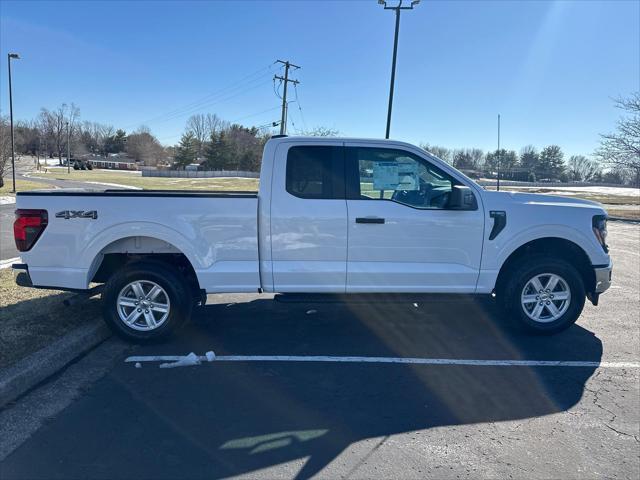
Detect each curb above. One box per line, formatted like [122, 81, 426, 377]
[0, 321, 111, 408]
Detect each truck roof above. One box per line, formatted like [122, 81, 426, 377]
[266, 135, 419, 149]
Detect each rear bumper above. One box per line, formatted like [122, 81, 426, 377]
[594, 260, 613, 294]
[12, 263, 33, 288]
[12, 263, 87, 293]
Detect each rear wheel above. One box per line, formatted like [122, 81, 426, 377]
[502, 256, 585, 334]
[102, 262, 192, 342]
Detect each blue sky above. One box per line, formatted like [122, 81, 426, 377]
[0, 0, 638, 156]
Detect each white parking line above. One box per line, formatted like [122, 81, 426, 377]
[125, 355, 640, 369]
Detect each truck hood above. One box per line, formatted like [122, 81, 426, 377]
[483, 190, 606, 212]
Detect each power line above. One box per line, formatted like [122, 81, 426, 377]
[123, 63, 278, 129]
[231, 106, 281, 124]
[144, 77, 273, 126]
[292, 83, 308, 133]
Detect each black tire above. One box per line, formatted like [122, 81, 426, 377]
[101, 262, 192, 343]
[502, 255, 586, 335]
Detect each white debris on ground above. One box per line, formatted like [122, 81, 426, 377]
[306, 309, 317, 315]
[0, 196, 16, 205]
[135, 362, 142, 369]
[159, 352, 201, 369]
[205, 351, 216, 362]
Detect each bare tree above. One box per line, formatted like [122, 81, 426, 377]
[468, 148, 484, 170]
[204, 113, 227, 137]
[186, 113, 227, 158]
[595, 92, 640, 185]
[126, 126, 165, 165]
[302, 126, 340, 137]
[0, 116, 12, 188]
[567, 155, 602, 182]
[421, 144, 452, 164]
[40, 103, 80, 164]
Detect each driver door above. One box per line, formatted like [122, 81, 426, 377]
[344, 143, 484, 293]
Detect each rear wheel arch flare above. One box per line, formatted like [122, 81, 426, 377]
[88, 236, 200, 291]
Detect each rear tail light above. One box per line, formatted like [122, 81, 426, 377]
[592, 214, 608, 253]
[14, 209, 48, 252]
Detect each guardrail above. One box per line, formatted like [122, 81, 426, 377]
[142, 170, 259, 178]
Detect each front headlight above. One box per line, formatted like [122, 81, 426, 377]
[592, 215, 608, 253]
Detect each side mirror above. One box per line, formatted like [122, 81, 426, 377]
[448, 185, 478, 210]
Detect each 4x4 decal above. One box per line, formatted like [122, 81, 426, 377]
[55, 210, 98, 220]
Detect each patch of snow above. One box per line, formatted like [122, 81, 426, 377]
[0, 196, 16, 205]
[84, 181, 142, 190]
[205, 351, 216, 362]
[159, 352, 201, 369]
[0, 257, 21, 270]
[511, 186, 639, 197]
[135, 362, 142, 369]
[306, 309, 317, 315]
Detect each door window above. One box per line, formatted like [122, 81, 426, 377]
[347, 147, 455, 209]
[286, 146, 345, 199]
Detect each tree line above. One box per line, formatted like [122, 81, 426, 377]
[1, 93, 637, 188]
[420, 93, 638, 186]
[420, 143, 612, 183]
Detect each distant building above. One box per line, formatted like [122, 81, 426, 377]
[84, 153, 138, 170]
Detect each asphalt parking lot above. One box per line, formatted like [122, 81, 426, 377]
[0, 222, 638, 479]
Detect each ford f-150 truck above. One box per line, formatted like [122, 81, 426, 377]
[12, 136, 612, 341]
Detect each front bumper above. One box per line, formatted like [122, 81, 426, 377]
[594, 260, 613, 294]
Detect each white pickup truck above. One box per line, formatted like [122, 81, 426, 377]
[13, 136, 612, 341]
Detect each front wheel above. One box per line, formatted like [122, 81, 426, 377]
[503, 256, 586, 334]
[101, 262, 192, 342]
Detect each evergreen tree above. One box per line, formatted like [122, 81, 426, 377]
[104, 129, 127, 154]
[485, 149, 518, 172]
[174, 132, 197, 168]
[537, 145, 565, 179]
[204, 131, 232, 170]
[519, 146, 539, 181]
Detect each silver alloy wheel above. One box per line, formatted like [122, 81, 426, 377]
[521, 273, 571, 323]
[117, 280, 170, 331]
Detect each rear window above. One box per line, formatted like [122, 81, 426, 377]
[285, 146, 344, 199]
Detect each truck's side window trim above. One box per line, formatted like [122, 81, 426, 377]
[285, 146, 345, 200]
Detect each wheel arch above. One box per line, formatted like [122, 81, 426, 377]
[495, 237, 596, 297]
[85, 233, 202, 296]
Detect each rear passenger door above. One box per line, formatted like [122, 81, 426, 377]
[269, 142, 348, 292]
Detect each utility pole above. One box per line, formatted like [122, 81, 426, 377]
[66, 121, 71, 174]
[497, 114, 501, 192]
[8, 53, 20, 192]
[274, 60, 300, 135]
[379, 0, 420, 139]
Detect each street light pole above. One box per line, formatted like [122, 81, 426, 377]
[66, 121, 70, 174]
[7, 53, 20, 193]
[497, 114, 501, 192]
[379, 0, 420, 139]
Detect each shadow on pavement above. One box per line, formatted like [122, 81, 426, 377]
[1, 295, 602, 479]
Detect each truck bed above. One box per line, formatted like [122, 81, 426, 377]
[16, 189, 261, 292]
